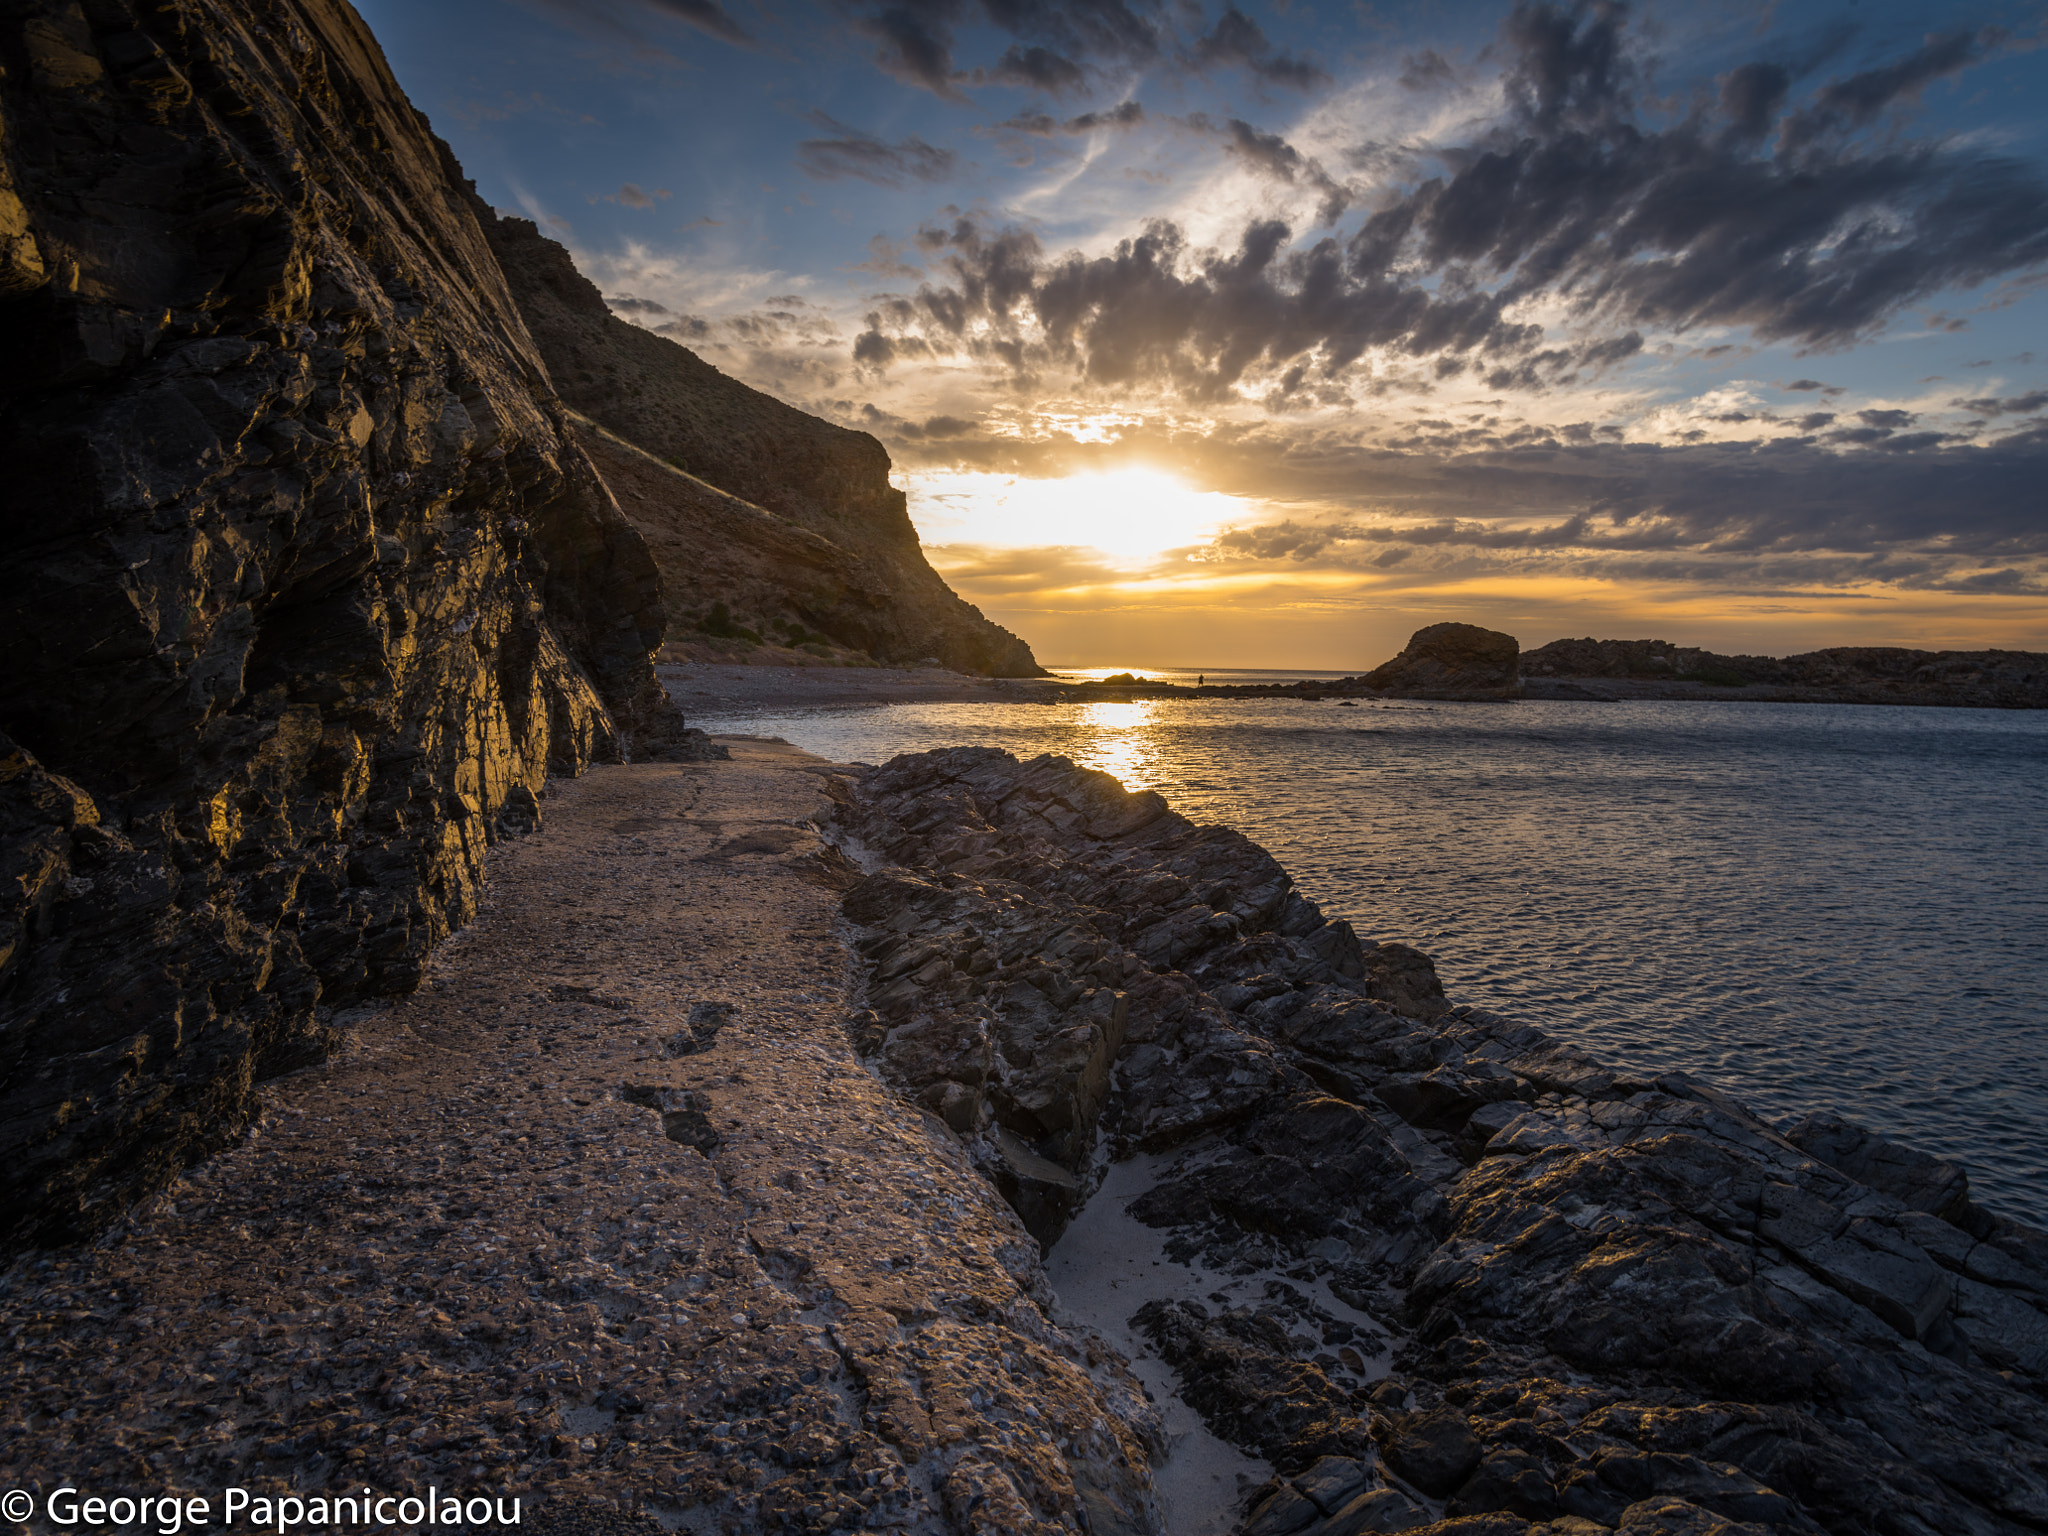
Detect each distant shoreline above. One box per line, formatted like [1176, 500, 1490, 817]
[666, 661, 2048, 712]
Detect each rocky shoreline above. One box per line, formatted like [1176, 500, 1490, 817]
[829, 748, 2048, 1535]
[5, 743, 2046, 1535]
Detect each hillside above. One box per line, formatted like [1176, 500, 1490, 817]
[1523, 637, 2048, 707]
[476, 210, 1045, 676]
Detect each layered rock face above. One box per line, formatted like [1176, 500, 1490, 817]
[836, 749, 2048, 1535]
[477, 213, 1045, 677]
[1524, 637, 2048, 707]
[0, 0, 685, 1250]
[1363, 624, 1522, 700]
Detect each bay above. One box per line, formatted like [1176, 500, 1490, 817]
[692, 688, 2048, 1226]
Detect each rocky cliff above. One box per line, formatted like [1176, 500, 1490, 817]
[835, 748, 2048, 1536]
[1363, 624, 1521, 701]
[475, 211, 1045, 677]
[0, 0, 694, 1251]
[1523, 637, 2048, 707]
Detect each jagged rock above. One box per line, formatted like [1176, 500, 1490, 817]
[1133, 1299, 1376, 1473]
[830, 746, 2048, 1536]
[1363, 625, 1521, 700]
[1781, 1108, 1974, 1223]
[0, 0, 685, 1250]
[1382, 1408, 1483, 1497]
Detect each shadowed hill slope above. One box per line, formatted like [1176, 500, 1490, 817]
[477, 210, 1045, 677]
[1524, 637, 2048, 706]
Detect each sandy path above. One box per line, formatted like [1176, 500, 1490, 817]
[0, 745, 1157, 1536]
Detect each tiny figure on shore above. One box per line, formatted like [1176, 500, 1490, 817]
[1197, 673, 1205, 685]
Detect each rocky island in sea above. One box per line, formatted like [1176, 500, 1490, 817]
[3, 4, 2046, 1535]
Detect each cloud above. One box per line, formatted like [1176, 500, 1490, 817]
[980, 45, 1088, 95]
[1212, 118, 1353, 226]
[1953, 389, 2048, 416]
[1398, 49, 1458, 93]
[1169, 429, 2048, 583]
[592, 183, 672, 208]
[1780, 28, 2005, 151]
[606, 294, 672, 314]
[840, 0, 1169, 98]
[794, 113, 960, 186]
[1189, 7, 1329, 90]
[995, 100, 1146, 136]
[848, 3, 2048, 401]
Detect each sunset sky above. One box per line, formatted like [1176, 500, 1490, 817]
[356, 0, 2048, 667]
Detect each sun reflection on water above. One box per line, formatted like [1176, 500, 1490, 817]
[1068, 699, 1158, 788]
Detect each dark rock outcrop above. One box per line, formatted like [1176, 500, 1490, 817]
[0, 0, 696, 1250]
[1522, 636, 2048, 707]
[1364, 625, 1521, 700]
[475, 212, 1046, 677]
[833, 747, 2048, 1536]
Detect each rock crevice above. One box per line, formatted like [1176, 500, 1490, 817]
[833, 746, 2048, 1536]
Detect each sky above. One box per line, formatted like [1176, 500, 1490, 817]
[355, 0, 2048, 668]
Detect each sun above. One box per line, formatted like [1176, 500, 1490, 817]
[903, 466, 1249, 565]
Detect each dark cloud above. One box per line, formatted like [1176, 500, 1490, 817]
[995, 100, 1144, 135]
[606, 294, 671, 315]
[1173, 428, 2048, 583]
[1718, 62, 1790, 144]
[1795, 411, 1836, 430]
[851, 3, 2048, 398]
[1398, 49, 1458, 92]
[981, 44, 1087, 95]
[837, 0, 1170, 97]
[1953, 390, 2048, 416]
[1189, 7, 1329, 90]
[1784, 379, 1843, 394]
[1780, 28, 2003, 151]
[795, 113, 960, 186]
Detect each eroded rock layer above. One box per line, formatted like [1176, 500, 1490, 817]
[0, 0, 687, 1250]
[834, 748, 2048, 1536]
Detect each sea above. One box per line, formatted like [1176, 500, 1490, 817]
[693, 669, 2048, 1227]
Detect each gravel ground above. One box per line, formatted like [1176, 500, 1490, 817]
[0, 743, 1159, 1536]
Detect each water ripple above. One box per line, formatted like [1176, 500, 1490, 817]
[697, 696, 2048, 1225]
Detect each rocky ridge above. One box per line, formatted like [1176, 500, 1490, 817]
[0, 0, 710, 1252]
[1521, 638, 2048, 708]
[475, 211, 1044, 678]
[831, 747, 2048, 1536]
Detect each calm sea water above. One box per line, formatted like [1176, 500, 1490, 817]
[692, 688, 2048, 1226]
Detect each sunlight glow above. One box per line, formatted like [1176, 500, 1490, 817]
[902, 467, 1253, 565]
[1069, 700, 1157, 788]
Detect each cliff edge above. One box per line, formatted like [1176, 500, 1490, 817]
[475, 210, 1046, 677]
[0, 0, 693, 1249]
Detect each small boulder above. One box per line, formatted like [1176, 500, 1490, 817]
[1383, 1407, 1483, 1497]
[1364, 623, 1520, 699]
